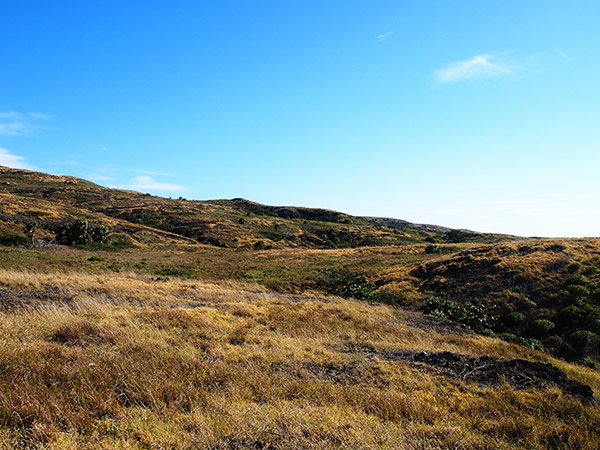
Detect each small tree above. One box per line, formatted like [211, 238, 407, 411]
[23, 221, 39, 244]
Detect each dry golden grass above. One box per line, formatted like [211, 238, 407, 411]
[0, 270, 598, 449]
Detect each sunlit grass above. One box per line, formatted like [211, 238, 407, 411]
[0, 270, 598, 448]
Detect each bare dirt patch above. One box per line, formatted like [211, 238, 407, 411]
[343, 344, 595, 400]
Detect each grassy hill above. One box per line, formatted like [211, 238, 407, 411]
[0, 166, 514, 249]
[1, 166, 599, 448]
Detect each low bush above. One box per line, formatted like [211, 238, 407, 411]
[444, 229, 475, 243]
[422, 296, 495, 333]
[569, 330, 597, 348]
[504, 311, 526, 326]
[497, 333, 545, 351]
[314, 266, 395, 303]
[529, 319, 555, 337]
[55, 219, 110, 245]
[315, 266, 376, 301]
[565, 274, 591, 287]
[425, 244, 441, 254]
[253, 240, 272, 250]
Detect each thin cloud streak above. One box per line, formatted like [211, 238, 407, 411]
[134, 169, 174, 177]
[434, 53, 511, 84]
[0, 147, 35, 170]
[0, 111, 52, 135]
[376, 31, 394, 41]
[126, 175, 185, 192]
[86, 166, 117, 182]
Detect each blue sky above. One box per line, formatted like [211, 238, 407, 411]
[1, 1, 599, 237]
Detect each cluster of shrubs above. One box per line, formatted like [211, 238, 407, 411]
[314, 266, 398, 304]
[422, 267, 600, 362]
[425, 244, 442, 254]
[0, 219, 138, 252]
[55, 219, 110, 245]
[542, 272, 600, 359]
[422, 296, 495, 334]
[444, 229, 476, 243]
[253, 240, 273, 250]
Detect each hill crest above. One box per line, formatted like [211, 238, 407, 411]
[0, 165, 515, 249]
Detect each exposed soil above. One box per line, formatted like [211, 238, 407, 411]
[0, 286, 75, 311]
[400, 310, 473, 336]
[342, 344, 595, 400]
[270, 360, 388, 386]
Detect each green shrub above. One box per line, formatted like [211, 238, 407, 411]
[529, 319, 555, 336]
[55, 220, 110, 245]
[422, 297, 494, 333]
[518, 297, 537, 311]
[549, 289, 570, 303]
[498, 333, 545, 351]
[568, 330, 597, 348]
[445, 229, 472, 243]
[568, 285, 591, 302]
[565, 274, 591, 286]
[424, 244, 441, 254]
[568, 262, 582, 273]
[253, 240, 266, 250]
[504, 311, 526, 326]
[558, 305, 585, 325]
[315, 266, 377, 301]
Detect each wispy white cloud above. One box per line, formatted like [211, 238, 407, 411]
[434, 53, 512, 84]
[88, 174, 112, 181]
[126, 176, 185, 192]
[134, 169, 174, 177]
[0, 111, 52, 135]
[87, 167, 116, 182]
[376, 31, 394, 41]
[0, 147, 35, 170]
[27, 112, 54, 120]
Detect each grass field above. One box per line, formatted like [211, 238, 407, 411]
[0, 269, 599, 449]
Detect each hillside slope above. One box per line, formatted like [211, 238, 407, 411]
[377, 239, 600, 363]
[0, 166, 515, 249]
